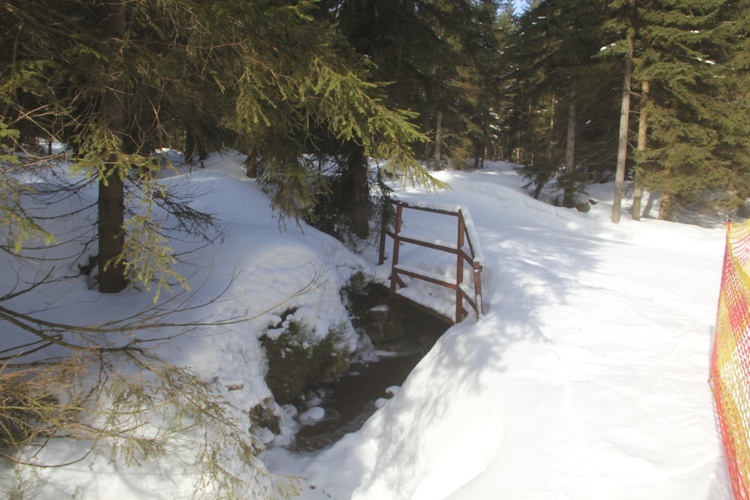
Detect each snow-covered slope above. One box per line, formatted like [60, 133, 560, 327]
[0, 152, 365, 497]
[292, 164, 730, 499]
[1, 153, 732, 499]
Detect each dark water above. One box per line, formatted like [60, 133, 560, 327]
[290, 352, 423, 454]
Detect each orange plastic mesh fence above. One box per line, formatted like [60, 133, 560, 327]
[711, 219, 750, 499]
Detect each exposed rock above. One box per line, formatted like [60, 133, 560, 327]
[343, 273, 446, 353]
[249, 397, 280, 435]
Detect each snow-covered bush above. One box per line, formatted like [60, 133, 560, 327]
[261, 309, 351, 405]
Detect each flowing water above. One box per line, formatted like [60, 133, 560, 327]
[289, 351, 424, 454]
[284, 291, 451, 455]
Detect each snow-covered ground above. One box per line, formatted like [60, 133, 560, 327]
[1, 152, 731, 499]
[272, 165, 731, 499]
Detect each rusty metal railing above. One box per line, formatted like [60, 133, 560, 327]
[378, 200, 484, 324]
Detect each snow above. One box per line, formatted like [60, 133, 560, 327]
[280, 165, 731, 499]
[1, 153, 732, 499]
[385, 386, 400, 397]
[299, 407, 326, 425]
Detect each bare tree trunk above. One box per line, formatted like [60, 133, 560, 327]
[434, 110, 443, 169]
[98, 0, 127, 293]
[548, 92, 555, 131]
[341, 146, 370, 238]
[423, 113, 432, 170]
[474, 117, 488, 169]
[612, 29, 633, 224]
[632, 79, 649, 221]
[659, 189, 673, 220]
[563, 90, 576, 208]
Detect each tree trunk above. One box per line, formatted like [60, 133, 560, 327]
[98, 0, 127, 293]
[659, 189, 673, 220]
[341, 146, 370, 239]
[612, 29, 633, 224]
[423, 113, 432, 169]
[632, 79, 649, 221]
[434, 110, 443, 169]
[474, 116, 488, 169]
[563, 92, 577, 208]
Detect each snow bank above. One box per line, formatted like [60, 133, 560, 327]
[298, 162, 731, 499]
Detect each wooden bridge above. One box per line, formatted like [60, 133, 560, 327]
[378, 200, 484, 324]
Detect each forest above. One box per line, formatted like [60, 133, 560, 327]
[1, 0, 748, 496]
[4, 0, 750, 268]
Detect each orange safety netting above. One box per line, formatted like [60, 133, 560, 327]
[711, 219, 750, 499]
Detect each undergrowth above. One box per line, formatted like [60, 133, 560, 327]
[0, 352, 299, 499]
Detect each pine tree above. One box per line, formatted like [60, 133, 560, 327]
[2, 0, 432, 290]
[276, 0, 504, 238]
[319, 0, 508, 169]
[712, 0, 750, 209]
[610, 0, 635, 223]
[506, 0, 617, 205]
[453, 0, 508, 168]
[627, 0, 750, 219]
[1, 2, 445, 492]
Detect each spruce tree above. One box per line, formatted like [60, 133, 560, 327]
[506, 0, 617, 205]
[1, 2, 444, 491]
[627, 0, 750, 218]
[453, 0, 508, 168]
[286, 0, 502, 238]
[318, 0, 506, 169]
[2, 0, 432, 291]
[610, 0, 635, 224]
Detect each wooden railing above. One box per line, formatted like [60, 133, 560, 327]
[378, 200, 484, 324]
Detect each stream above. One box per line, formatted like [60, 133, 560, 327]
[289, 351, 424, 454]
[280, 283, 451, 455]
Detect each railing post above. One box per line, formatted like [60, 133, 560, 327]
[456, 210, 465, 323]
[390, 202, 403, 298]
[474, 262, 484, 317]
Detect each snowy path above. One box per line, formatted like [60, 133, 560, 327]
[439, 169, 724, 499]
[301, 165, 730, 499]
